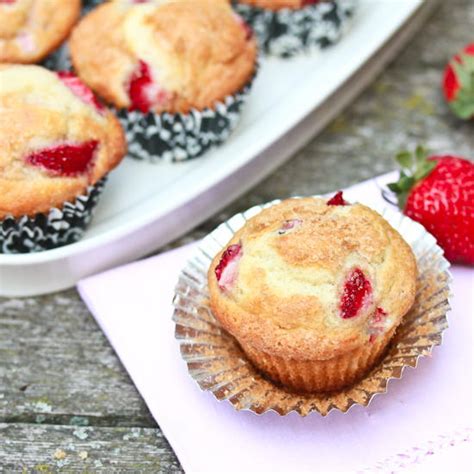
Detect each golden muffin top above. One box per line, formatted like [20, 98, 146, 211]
[0, 0, 80, 63]
[237, 0, 324, 10]
[208, 196, 417, 361]
[0, 65, 126, 218]
[69, 0, 257, 114]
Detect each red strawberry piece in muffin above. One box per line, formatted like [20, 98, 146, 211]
[127, 60, 172, 114]
[327, 191, 348, 206]
[215, 244, 243, 292]
[340, 267, 372, 319]
[26, 141, 99, 177]
[57, 71, 105, 113]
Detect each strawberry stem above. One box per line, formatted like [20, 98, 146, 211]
[387, 146, 436, 210]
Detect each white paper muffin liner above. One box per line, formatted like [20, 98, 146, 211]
[233, 0, 356, 57]
[172, 199, 451, 416]
[0, 178, 106, 254]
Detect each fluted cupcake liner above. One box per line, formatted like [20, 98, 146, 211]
[239, 328, 396, 393]
[172, 199, 451, 416]
[0, 178, 106, 254]
[117, 75, 255, 162]
[233, 0, 356, 58]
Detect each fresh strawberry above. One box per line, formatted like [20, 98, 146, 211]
[26, 141, 99, 177]
[388, 146, 474, 265]
[442, 43, 474, 119]
[57, 71, 104, 113]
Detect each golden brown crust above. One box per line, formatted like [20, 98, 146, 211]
[0, 65, 127, 218]
[208, 198, 417, 367]
[0, 0, 80, 63]
[70, 0, 257, 114]
[238, 0, 324, 10]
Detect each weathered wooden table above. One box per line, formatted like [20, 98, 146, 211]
[1, 1, 473, 471]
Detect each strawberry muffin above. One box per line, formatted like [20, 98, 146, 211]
[208, 194, 417, 392]
[0, 65, 126, 253]
[0, 0, 80, 63]
[69, 0, 258, 161]
[233, 0, 356, 57]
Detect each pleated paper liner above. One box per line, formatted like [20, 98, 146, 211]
[173, 200, 451, 416]
[233, 0, 356, 58]
[0, 178, 106, 254]
[117, 71, 256, 162]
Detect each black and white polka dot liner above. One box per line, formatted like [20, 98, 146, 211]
[118, 76, 255, 162]
[0, 179, 106, 254]
[233, 0, 356, 58]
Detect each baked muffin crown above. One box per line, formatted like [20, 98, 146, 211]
[0, 65, 126, 218]
[69, 0, 257, 114]
[208, 197, 417, 361]
[237, 0, 322, 10]
[0, 0, 80, 63]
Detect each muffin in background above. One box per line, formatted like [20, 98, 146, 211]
[69, 0, 258, 162]
[208, 194, 417, 392]
[0, 0, 80, 64]
[233, 0, 356, 57]
[0, 65, 126, 253]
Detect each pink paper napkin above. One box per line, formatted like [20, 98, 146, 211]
[78, 172, 473, 473]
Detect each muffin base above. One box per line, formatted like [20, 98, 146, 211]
[0, 178, 106, 254]
[239, 329, 395, 393]
[233, 0, 356, 57]
[118, 72, 256, 162]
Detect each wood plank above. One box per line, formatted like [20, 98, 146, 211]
[0, 290, 155, 428]
[0, 423, 181, 472]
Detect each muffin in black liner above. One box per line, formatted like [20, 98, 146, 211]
[0, 178, 106, 254]
[45, 0, 257, 163]
[46, 48, 256, 162]
[233, 0, 356, 58]
[118, 73, 256, 162]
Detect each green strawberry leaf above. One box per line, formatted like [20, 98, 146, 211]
[450, 99, 474, 119]
[450, 53, 474, 119]
[414, 159, 436, 181]
[395, 151, 413, 170]
[387, 145, 436, 210]
[453, 61, 472, 88]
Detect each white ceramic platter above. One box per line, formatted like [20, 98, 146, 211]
[0, 0, 436, 297]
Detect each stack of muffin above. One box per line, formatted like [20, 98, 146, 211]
[0, 0, 354, 253]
